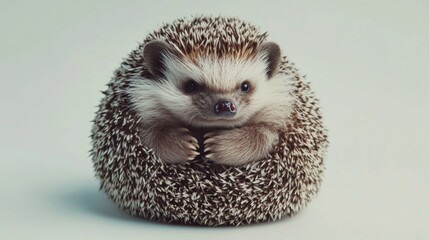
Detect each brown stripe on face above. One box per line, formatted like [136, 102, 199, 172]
[179, 79, 232, 95]
[203, 84, 233, 95]
[184, 78, 256, 110]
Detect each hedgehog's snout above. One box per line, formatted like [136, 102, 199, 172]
[214, 100, 236, 116]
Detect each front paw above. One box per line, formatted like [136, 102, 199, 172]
[203, 128, 275, 166]
[153, 128, 199, 164]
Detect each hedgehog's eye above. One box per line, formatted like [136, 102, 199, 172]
[240, 81, 251, 92]
[184, 79, 199, 93]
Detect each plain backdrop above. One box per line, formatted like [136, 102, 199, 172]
[1, 0, 428, 239]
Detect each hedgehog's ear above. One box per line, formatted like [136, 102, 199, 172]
[258, 42, 281, 79]
[143, 40, 180, 79]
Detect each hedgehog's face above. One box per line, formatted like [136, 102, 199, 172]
[140, 40, 282, 128]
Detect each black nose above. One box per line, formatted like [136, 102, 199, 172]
[214, 100, 236, 116]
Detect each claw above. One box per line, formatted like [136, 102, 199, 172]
[204, 132, 216, 139]
[204, 147, 212, 153]
[187, 150, 200, 160]
[189, 136, 198, 144]
[204, 138, 216, 145]
[205, 153, 213, 159]
[185, 142, 198, 151]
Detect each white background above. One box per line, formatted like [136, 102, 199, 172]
[1, 0, 428, 239]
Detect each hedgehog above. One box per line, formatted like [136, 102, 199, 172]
[127, 20, 294, 166]
[91, 16, 328, 226]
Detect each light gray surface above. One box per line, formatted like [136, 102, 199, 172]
[1, 0, 428, 239]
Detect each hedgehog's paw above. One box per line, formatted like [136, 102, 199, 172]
[154, 127, 199, 164]
[203, 129, 252, 166]
[204, 127, 278, 166]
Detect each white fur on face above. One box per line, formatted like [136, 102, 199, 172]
[128, 53, 295, 128]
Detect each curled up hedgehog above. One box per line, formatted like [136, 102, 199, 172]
[91, 16, 328, 226]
